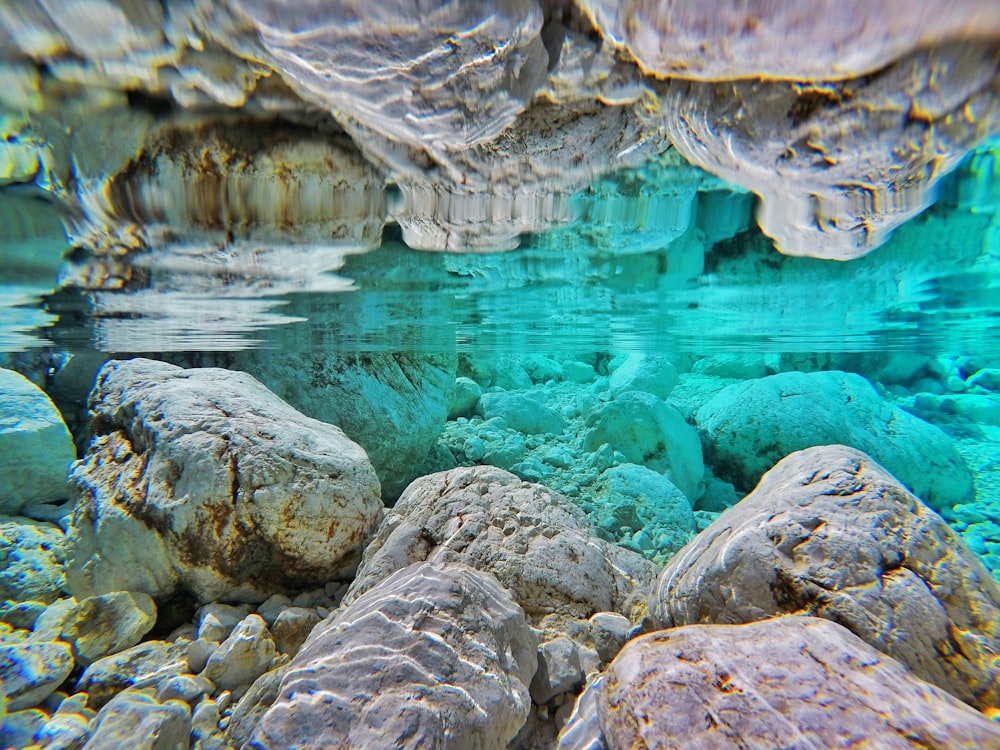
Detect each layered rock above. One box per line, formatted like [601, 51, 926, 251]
[558, 616, 1000, 749]
[65, 358, 383, 602]
[694, 370, 972, 509]
[250, 561, 537, 750]
[649, 445, 1000, 710]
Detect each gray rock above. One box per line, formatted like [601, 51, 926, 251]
[35, 692, 95, 750]
[31, 597, 78, 642]
[225, 664, 288, 749]
[584, 391, 704, 500]
[201, 614, 278, 697]
[154, 673, 214, 705]
[588, 612, 631, 666]
[695, 370, 973, 510]
[478, 390, 566, 436]
[0, 515, 67, 604]
[607, 354, 678, 400]
[0, 367, 75, 513]
[83, 689, 191, 750]
[76, 640, 188, 709]
[250, 562, 537, 750]
[191, 698, 229, 750]
[0, 707, 48, 748]
[448, 377, 482, 420]
[255, 594, 291, 628]
[196, 602, 254, 643]
[59, 591, 157, 666]
[0, 640, 74, 711]
[65, 358, 383, 603]
[650, 445, 1000, 710]
[530, 637, 584, 705]
[186, 638, 217, 675]
[270, 607, 321, 656]
[346, 466, 657, 624]
[558, 616, 1000, 750]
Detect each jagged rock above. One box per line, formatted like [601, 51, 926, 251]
[58, 591, 157, 667]
[0, 367, 75, 513]
[608, 354, 678, 400]
[201, 614, 279, 696]
[250, 562, 537, 750]
[0, 640, 74, 711]
[230, 351, 456, 500]
[83, 689, 191, 750]
[478, 390, 566, 436]
[346, 466, 656, 625]
[196, 603, 254, 643]
[75, 640, 188, 709]
[583, 391, 703, 500]
[558, 616, 1000, 750]
[695, 370, 973, 509]
[649, 445, 1000, 710]
[65, 358, 383, 603]
[0, 515, 67, 604]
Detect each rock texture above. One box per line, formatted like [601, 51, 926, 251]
[695, 370, 972, 509]
[250, 562, 537, 750]
[0, 515, 67, 604]
[558, 616, 1000, 750]
[0, 367, 75, 513]
[65, 358, 382, 603]
[345, 465, 656, 625]
[650, 445, 1000, 710]
[0, 640, 74, 711]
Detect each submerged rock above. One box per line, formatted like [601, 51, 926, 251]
[65, 358, 382, 603]
[695, 370, 973, 509]
[0, 367, 75, 513]
[0, 515, 67, 605]
[346, 465, 656, 625]
[558, 616, 1000, 750]
[650, 444, 1000, 710]
[250, 562, 537, 750]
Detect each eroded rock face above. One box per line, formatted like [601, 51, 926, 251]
[558, 616, 1000, 750]
[65, 358, 382, 603]
[694, 370, 972, 509]
[250, 562, 537, 750]
[649, 445, 1000, 710]
[345, 465, 657, 625]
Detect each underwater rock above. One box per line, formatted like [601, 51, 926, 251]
[83, 689, 191, 750]
[0, 367, 75, 513]
[695, 370, 973, 510]
[447, 376, 482, 420]
[909, 392, 1000, 428]
[58, 591, 157, 667]
[649, 444, 1000, 710]
[558, 615, 1000, 750]
[607, 354, 678, 400]
[345, 466, 657, 626]
[65, 358, 382, 603]
[0, 640, 74, 711]
[478, 390, 567, 436]
[584, 391, 703, 500]
[75, 640, 189, 709]
[0, 515, 67, 605]
[231, 351, 456, 501]
[250, 561, 537, 750]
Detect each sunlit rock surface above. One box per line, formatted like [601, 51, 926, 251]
[558, 616, 1000, 750]
[649, 445, 1000, 710]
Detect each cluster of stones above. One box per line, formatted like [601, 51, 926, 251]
[2, 1, 999, 261]
[2, 353, 999, 748]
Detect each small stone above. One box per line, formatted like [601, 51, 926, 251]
[530, 637, 584, 705]
[0, 640, 74, 711]
[0, 600, 47, 630]
[0, 515, 67, 605]
[35, 692, 95, 750]
[31, 597, 77, 642]
[84, 690, 191, 750]
[0, 707, 48, 748]
[561, 361, 596, 384]
[154, 673, 214, 705]
[271, 607, 321, 656]
[608, 354, 679, 400]
[448, 377, 483, 419]
[76, 640, 188, 709]
[197, 603, 253, 643]
[201, 615, 278, 696]
[463, 435, 487, 461]
[60, 591, 156, 666]
[588, 612, 631, 665]
[187, 638, 218, 674]
[255, 594, 291, 628]
[192, 698, 229, 750]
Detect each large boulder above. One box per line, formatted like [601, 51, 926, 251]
[250, 562, 537, 750]
[345, 466, 656, 625]
[694, 370, 972, 509]
[649, 445, 1000, 710]
[558, 616, 1000, 750]
[232, 352, 457, 500]
[65, 358, 382, 603]
[0, 368, 75, 513]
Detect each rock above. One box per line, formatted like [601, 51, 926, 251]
[530, 637, 584, 705]
[191, 698, 228, 750]
[694, 370, 973, 510]
[346, 466, 657, 624]
[519, 355, 564, 384]
[201, 614, 279, 696]
[154, 674, 213, 705]
[0, 640, 74, 711]
[196, 602, 254, 643]
[968, 367, 1000, 392]
[0, 367, 75, 513]
[909, 392, 1000, 428]
[0, 600, 47, 630]
[225, 665, 288, 749]
[250, 562, 537, 750]
[255, 594, 292, 628]
[607, 354, 678, 400]
[83, 689, 191, 750]
[588, 464, 695, 560]
[558, 616, 1000, 750]
[650, 445, 1000, 710]
[447, 377, 482, 419]
[588, 612, 631, 667]
[0, 707, 48, 749]
[186, 638, 217, 675]
[478, 390, 567, 436]
[59, 591, 157, 667]
[65, 358, 382, 603]
[35, 692, 95, 749]
[31, 597, 78, 641]
[583, 391, 704, 500]
[0, 515, 67, 604]
[76, 640, 188, 709]
[270, 607, 321, 656]
[561, 361, 596, 384]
